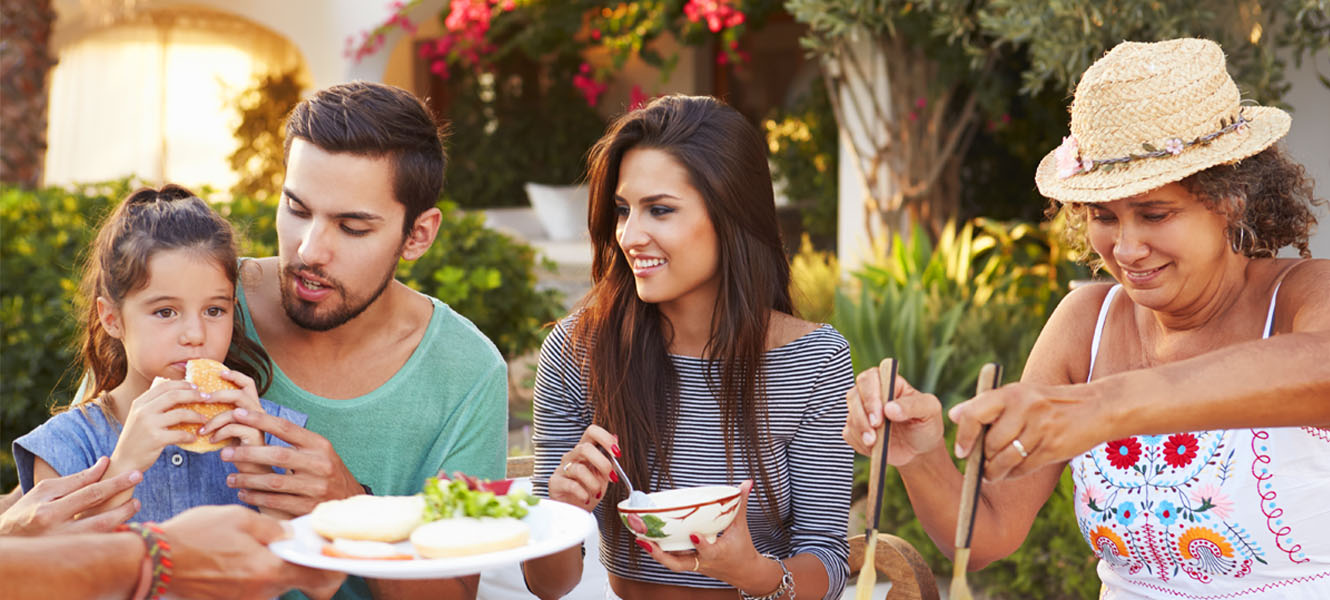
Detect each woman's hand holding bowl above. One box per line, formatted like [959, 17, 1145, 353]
[550, 425, 619, 511]
[637, 480, 785, 594]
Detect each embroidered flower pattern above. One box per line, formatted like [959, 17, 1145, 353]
[1164, 433, 1199, 468]
[1156, 501, 1180, 526]
[1116, 501, 1140, 526]
[1190, 484, 1235, 520]
[1073, 428, 1276, 586]
[1106, 437, 1143, 470]
[1164, 137, 1185, 155]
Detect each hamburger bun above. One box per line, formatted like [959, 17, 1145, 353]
[170, 358, 239, 453]
[410, 517, 530, 558]
[310, 495, 426, 543]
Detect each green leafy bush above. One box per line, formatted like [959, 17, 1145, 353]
[765, 81, 838, 245]
[2, 182, 562, 490]
[789, 234, 838, 324]
[834, 218, 1096, 598]
[2, 181, 132, 491]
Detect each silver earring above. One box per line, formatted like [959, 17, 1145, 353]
[1230, 225, 1249, 254]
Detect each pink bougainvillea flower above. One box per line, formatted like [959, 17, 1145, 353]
[1105, 437, 1142, 470]
[1055, 135, 1083, 179]
[629, 84, 650, 111]
[915, 97, 927, 109]
[1164, 138, 1184, 155]
[572, 63, 607, 107]
[500, 0, 515, 11]
[684, 0, 746, 34]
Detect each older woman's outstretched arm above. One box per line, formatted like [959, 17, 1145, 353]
[953, 260, 1330, 482]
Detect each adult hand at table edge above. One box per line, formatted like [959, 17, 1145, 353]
[0, 456, 143, 536]
[842, 368, 946, 465]
[161, 505, 345, 600]
[220, 408, 363, 516]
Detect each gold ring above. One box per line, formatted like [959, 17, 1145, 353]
[562, 462, 572, 472]
[693, 556, 700, 572]
[1012, 439, 1030, 458]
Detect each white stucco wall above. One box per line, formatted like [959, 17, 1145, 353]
[1279, 51, 1330, 259]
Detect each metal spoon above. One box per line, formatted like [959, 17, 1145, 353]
[607, 450, 651, 507]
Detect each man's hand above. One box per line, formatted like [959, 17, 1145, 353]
[0, 457, 142, 536]
[161, 505, 345, 599]
[221, 408, 363, 516]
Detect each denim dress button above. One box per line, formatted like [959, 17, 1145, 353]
[171, 453, 184, 466]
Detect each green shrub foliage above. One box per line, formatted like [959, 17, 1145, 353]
[835, 218, 1098, 598]
[2, 182, 561, 490]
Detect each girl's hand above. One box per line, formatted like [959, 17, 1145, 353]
[843, 368, 945, 466]
[549, 425, 618, 512]
[111, 379, 212, 473]
[197, 369, 267, 457]
[640, 480, 782, 594]
[949, 380, 1101, 481]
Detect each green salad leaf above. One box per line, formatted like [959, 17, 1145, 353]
[422, 476, 539, 522]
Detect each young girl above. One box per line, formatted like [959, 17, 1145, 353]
[14, 185, 307, 522]
[523, 96, 855, 600]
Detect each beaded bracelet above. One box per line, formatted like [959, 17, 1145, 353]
[115, 522, 173, 600]
[739, 553, 795, 600]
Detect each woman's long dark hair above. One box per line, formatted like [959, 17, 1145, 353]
[572, 95, 793, 554]
[73, 185, 271, 415]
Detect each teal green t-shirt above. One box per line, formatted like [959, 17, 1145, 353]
[239, 285, 507, 600]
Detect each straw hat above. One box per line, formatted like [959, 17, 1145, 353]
[1035, 38, 1290, 204]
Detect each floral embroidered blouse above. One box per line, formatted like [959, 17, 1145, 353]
[1070, 284, 1330, 599]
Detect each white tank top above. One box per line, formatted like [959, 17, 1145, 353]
[1070, 283, 1330, 598]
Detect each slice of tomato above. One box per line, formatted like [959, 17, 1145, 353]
[321, 544, 415, 561]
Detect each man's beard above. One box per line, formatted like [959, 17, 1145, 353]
[279, 262, 395, 332]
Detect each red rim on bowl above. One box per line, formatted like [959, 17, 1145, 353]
[616, 486, 742, 514]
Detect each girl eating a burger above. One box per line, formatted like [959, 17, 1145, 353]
[522, 96, 855, 600]
[14, 185, 307, 523]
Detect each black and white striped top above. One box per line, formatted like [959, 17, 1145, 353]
[531, 317, 855, 599]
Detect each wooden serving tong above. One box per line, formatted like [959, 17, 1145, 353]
[854, 357, 898, 599]
[949, 362, 1003, 600]
[849, 357, 937, 600]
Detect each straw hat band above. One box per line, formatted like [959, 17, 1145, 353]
[1034, 38, 1291, 204]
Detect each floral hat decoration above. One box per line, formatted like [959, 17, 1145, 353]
[1035, 38, 1290, 204]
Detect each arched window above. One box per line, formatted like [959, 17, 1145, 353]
[44, 8, 306, 190]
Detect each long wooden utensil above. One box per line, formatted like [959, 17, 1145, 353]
[854, 357, 898, 600]
[949, 362, 1003, 600]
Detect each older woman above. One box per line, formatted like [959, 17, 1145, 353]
[843, 38, 1330, 598]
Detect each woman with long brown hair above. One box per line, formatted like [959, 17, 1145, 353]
[521, 95, 854, 599]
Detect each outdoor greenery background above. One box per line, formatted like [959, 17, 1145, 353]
[3, 1, 1327, 598]
[1, 180, 563, 492]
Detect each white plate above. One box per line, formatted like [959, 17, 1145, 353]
[270, 499, 596, 579]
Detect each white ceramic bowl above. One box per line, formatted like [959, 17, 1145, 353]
[617, 485, 742, 551]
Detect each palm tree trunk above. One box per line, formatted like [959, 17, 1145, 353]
[0, 0, 57, 189]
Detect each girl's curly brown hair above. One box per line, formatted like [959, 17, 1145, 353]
[1051, 145, 1324, 271]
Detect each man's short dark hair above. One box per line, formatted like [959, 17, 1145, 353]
[284, 81, 446, 236]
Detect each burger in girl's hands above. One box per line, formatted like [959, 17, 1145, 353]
[162, 358, 242, 452]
